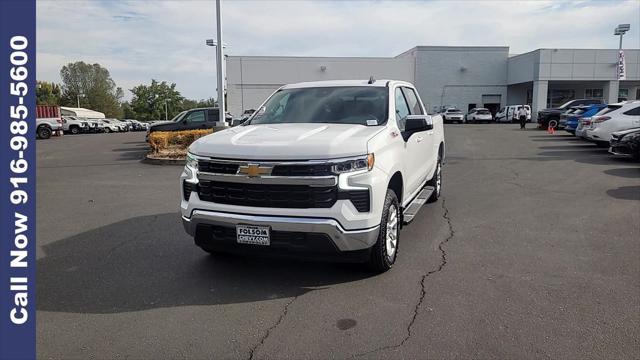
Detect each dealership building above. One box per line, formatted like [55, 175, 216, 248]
[226, 46, 639, 120]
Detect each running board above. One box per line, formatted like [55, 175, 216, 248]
[402, 186, 435, 224]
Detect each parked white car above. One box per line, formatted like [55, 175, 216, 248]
[181, 79, 445, 272]
[62, 116, 90, 134]
[496, 105, 531, 123]
[585, 101, 640, 146]
[465, 108, 493, 123]
[575, 117, 592, 139]
[442, 108, 464, 123]
[100, 119, 121, 133]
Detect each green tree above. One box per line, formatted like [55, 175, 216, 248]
[180, 97, 216, 111]
[36, 80, 62, 105]
[129, 79, 185, 122]
[59, 61, 123, 118]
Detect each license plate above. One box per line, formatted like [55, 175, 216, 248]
[236, 224, 270, 246]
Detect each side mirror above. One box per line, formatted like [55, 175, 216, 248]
[182, 119, 187, 125]
[404, 115, 433, 132]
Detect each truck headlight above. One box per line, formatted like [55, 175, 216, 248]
[186, 153, 198, 170]
[332, 154, 374, 174]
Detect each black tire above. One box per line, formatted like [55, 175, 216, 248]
[104, 127, 111, 133]
[368, 189, 400, 273]
[37, 126, 52, 139]
[427, 152, 442, 203]
[70, 126, 80, 135]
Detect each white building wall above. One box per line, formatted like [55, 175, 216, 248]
[226, 56, 414, 116]
[409, 46, 509, 113]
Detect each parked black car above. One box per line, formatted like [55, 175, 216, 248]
[609, 128, 640, 161]
[147, 107, 232, 135]
[537, 99, 603, 129]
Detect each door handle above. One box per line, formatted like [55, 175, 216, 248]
[416, 136, 424, 142]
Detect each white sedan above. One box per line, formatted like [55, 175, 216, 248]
[585, 101, 640, 146]
[465, 108, 493, 123]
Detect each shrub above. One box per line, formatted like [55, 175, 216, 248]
[148, 129, 213, 158]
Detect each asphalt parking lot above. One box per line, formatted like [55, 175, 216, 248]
[36, 126, 639, 359]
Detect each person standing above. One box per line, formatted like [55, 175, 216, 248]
[518, 106, 528, 129]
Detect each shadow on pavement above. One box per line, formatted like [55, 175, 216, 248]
[538, 144, 599, 150]
[603, 168, 640, 179]
[112, 143, 149, 161]
[606, 186, 640, 201]
[37, 213, 372, 314]
[531, 148, 635, 165]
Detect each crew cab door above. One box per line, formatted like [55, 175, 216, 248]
[402, 86, 435, 185]
[394, 86, 431, 197]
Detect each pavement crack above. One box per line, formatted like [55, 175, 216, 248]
[248, 296, 298, 360]
[355, 198, 455, 357]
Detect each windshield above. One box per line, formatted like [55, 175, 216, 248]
[596, 105, 622, 116]
[446, 108, 461, 113]
[171, 111, 187, 122]
[558, 100, 576, 109]
[249, 86, 389, 126]
[476, 109, 490, 115]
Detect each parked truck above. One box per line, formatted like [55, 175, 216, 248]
[180, 79, 445, 272]
[36, 105, 63, 139]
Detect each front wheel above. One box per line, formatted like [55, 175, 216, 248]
[368, 189, 400, 273]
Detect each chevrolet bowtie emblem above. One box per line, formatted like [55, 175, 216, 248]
[238, 164, 271, 177]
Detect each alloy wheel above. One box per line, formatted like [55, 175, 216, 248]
[385, 204, 399, 259]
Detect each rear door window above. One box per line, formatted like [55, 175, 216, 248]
[184, 110, 205, 123]
[207, 109, 219, 121]
[623, 106, 640, 116]
[597, 105, 622, 115]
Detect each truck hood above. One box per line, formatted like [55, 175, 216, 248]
[189, 123, 382, 160]
[149, 121, 175, 131]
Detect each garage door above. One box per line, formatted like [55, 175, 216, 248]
[482, 94, 501, 104]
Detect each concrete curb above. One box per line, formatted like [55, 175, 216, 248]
[142, 154, 186, 166]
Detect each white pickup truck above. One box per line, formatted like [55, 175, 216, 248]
[181, 79, 445, 272]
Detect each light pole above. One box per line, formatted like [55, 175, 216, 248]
[614, 24, 630, 81]
[164, 100, 168, 121]
[208, 0, 226, 126]
[77, 93, 84, 108]
[205, 39, 227, 118]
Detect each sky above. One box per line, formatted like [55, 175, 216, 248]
[37, 0, 640, 101]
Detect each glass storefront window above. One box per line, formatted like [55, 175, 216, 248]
[618, 88, 629, 102]
[547, 89, 575, 108]
[585, 88, 603, 100]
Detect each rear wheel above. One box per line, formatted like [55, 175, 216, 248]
[37, 126, 52, 139]
[368, 189, 400, 273]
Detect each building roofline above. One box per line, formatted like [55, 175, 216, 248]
[227, 55, 406, 61]
[407, 45, 509, 52]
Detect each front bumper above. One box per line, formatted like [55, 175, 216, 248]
[182, 210, 379, 252]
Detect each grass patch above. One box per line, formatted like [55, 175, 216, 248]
[148, 129, 213, 159]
